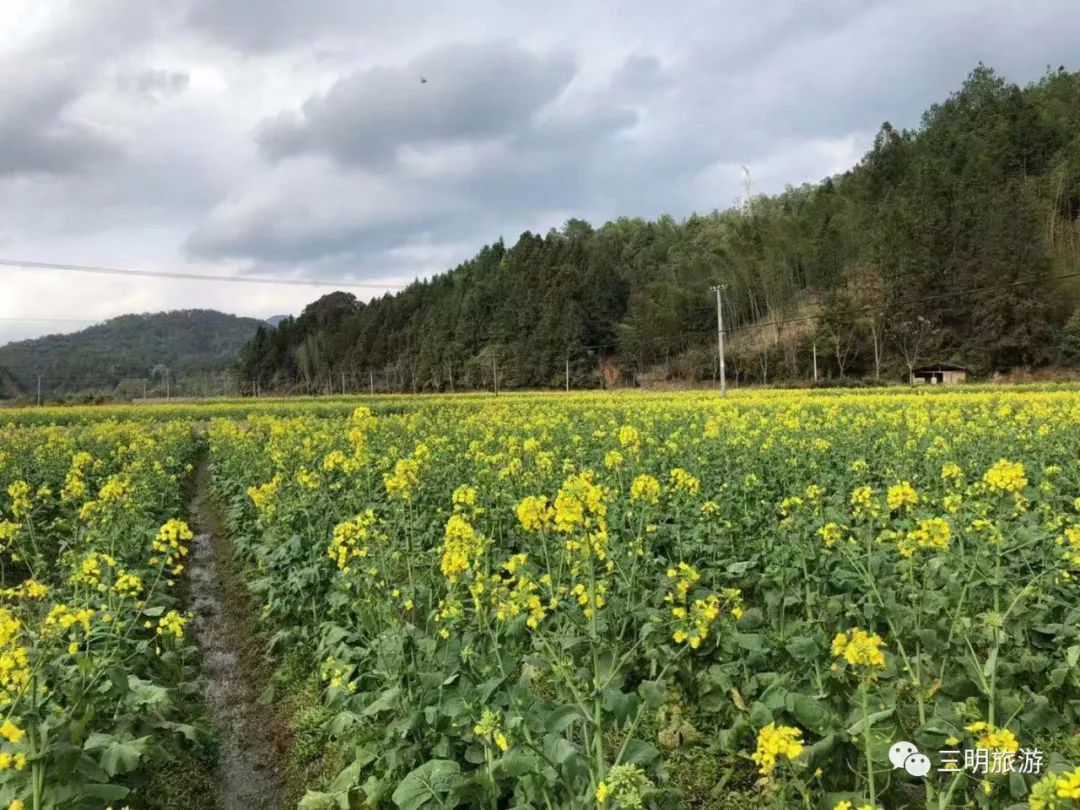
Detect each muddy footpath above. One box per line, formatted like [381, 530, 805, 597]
[188, 461, 286, 810]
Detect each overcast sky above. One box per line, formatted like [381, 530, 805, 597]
[1, 0, 1077, 345]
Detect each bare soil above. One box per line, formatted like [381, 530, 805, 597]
[188, 462, 287, 810]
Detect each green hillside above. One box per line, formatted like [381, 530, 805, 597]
[238, 65, 1080, 391]
[0, 309, 264, 399]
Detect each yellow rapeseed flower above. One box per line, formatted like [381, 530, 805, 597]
[964, 721, 1019, 753]
[515, 495, 553, 532]
[629, 474, 661, 505]
[751, 722, 804, 776]
[668, 468, 700, 495]
[983, 459, 1028, 494]
[831, 628, 886, 670]
[1028, 766, 1080, 809]
[0, 719, 24, 743]
[886, 481, 918, 512]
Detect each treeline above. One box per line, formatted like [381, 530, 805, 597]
[0, 310, 263, 399]
[238, 65, 1080, 392]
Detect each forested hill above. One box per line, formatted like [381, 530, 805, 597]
[0, 310, 264, 399]
[239, 65, 1080, 392]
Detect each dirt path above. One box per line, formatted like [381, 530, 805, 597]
[188, 461, 284, 810]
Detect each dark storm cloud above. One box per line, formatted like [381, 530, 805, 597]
[187, 42, 657, 265]
[185, 206, 435, 265]
[0, 73, 117, 176]
[183, 161, 457, 265]
[257, 42, 577, 167]
[117, 68, 190, 104]
[183, 0, 378, 52]
[610, 55, 669, 96]
[0, 1, 170, 177]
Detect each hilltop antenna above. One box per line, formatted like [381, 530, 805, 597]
[740, 165, 753, 214]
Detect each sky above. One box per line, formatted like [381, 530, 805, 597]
[1, 0, 1078, 345]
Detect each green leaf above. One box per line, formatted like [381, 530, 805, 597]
[107, 664, 129, 695]
[80, 784, 132, 801]
[160, 721, 202, 744]
[298, 791, 341, 810]
[327, 710, 362, 736]
[638, 679, 666, 709]
[362, 687, 401, 717]
[323, 624, 350, 645]
[784, 692, 835, 735]
[621, 739, 660, 766]
[328, 749, 374, 792]
[735, 633, 767, 652]
[748, 702, 773, 729]
[85, 733, 151, 777]
[736, 608, 765, 631]
[800, 734, 839, 771]
[1067, 645, 1080, 669]
[601, 687, 636, 725]
[362, 774, 392, 805]
[846, 708, 894, 737]
[501, 748, 542, 777]
[126, 678, 171, 710]
[1020, 701, 1067, 733]
[545, 705, 584, 733]
[785, 637, 820, 661]
[391, 760, 462, 810]
[477, 675, 505, 704]
[1008, 770, 1028, 799]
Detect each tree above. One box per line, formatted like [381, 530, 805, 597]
[847, 265, 890, 378]
[894, 316, 937, 383]
[820, 290, 858, 378]
[1058, 307, 1080, 365]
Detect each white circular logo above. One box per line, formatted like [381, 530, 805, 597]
[904, 753, 931, 777]
[889, 741, 919, 770]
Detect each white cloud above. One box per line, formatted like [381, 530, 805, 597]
[2, 0, 1079, 345]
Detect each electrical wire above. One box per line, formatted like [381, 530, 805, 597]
[0, 316, 100, 323]
[0, 258, 406, 290]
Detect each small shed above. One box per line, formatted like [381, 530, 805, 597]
[911, 363, 966, 385]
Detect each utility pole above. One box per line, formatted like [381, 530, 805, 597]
[165, 368, 170, 400]
[710, 285, 728, 396]
[143, 378, 147, 400]
[565, 357, 570, 392]
[369, 370, 374, 395]
[492, 352, 498, 396]
[447, 362, 454, 393]
[812, 341, 818, 382]
[341, 372, 346, 395]
[37, 373, 42, 406]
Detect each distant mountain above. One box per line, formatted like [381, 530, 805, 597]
[265, 314, 291, 327]
[0, 309, 263, 399]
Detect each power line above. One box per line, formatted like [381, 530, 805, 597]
[0, 316, 100, 323]
[0, 258, 406, 290]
